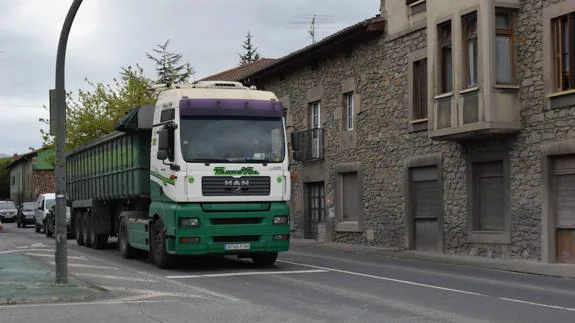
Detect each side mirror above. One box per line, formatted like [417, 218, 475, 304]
[290, 132, 299, 151]
[292, 151, 302, 162]
[157, 149, 168, 160]
[157, 127, 169, 160]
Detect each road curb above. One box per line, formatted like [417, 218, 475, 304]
[290, 239, 575, 279]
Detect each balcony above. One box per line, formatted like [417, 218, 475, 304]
[290, 128, 325, 162]
[429, 87, 521, 141]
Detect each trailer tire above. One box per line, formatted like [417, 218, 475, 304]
[118, 217, 138, 259]
[91, 232, 107, 250]
[82, 212, 93, 248]
[252, 252, 278, 267]
[75, 214, 85, 246]
[152, 219, 175, 269]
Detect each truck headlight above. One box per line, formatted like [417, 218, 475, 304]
[273, 216, 288, 225]
[179, 218, 199, 228]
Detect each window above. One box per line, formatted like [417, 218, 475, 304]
[309, 101, 321, 159]
[407, 0, 426, 15]
[413, 58, 428, 120]
[462, 12, 478, 88]
[309, 101, 321, 129]
[343, 92, 354, 130]
[438, 21, 453, 94]
[472, 160, 505, 231]
[341, 172, 359, 222]
[495, 9, 516, 84]
[552, 12, 575, 91]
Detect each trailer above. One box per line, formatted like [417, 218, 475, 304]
[66, 81, 291, 269]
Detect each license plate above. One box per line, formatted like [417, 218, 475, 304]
[224, 243, 251, 250]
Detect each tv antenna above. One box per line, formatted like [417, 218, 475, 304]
[290, 14, 335, 44]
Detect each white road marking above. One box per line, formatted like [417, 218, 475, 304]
[25, 253, 87, 260]
[166, 269, 327, 279]
[101, 286, 205, 300]
[0, 300, 174, 309]
[278, 260, 485, 296]
[16, 243, 49, 249]
[72, 273, 157, 283]
[0, 248, 55, 255]
[498, 297, 575, 311]
[279, 260, 575, 312]
[47, 262, 118, 270]
[71, 251, 239, 301]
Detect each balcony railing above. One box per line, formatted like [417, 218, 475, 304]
[290, 128, 324, 162]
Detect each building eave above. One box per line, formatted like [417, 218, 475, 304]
[240, 15, 386, 82]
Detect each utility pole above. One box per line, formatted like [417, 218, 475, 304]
[54, 0, 83, 284]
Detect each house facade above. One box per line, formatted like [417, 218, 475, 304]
[201, 0, 575, 264]
[7, 148, 55, 205]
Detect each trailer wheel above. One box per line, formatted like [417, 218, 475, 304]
[152, 219, 175, 269]
[82, 212, 93, 248]
[75, 214, 85, 246]
[252, 252, 278, 267]
[118, 217, 137, 259]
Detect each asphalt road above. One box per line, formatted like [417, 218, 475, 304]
[1, 222, 574, 323]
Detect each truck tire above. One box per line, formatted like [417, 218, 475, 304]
[151, 219, 175, 269]
[252, 252, 278, 267]
[82, 212, 93, 248]
[91, 231, 107, 250]
[118, 217, 138, 259]
[75, 215, 85, 246]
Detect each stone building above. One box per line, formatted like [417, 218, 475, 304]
[6, 148, 55, 205]
[200, 0, 575, 264]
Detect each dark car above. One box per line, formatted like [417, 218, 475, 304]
[0, 200, 18, 223]
[16, 202, 37, 228]
[44, 205, 73, 238]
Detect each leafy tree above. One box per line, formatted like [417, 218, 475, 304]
[146, 39, 194, 85]
[0, 157, 11, 200]
[39, 64, 157, 151]
[239, 31, 261, 65]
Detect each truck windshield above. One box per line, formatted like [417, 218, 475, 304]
[180, 116, 285, 163]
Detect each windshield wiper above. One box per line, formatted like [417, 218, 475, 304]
[187, 158, 230, 166]
[240, 158, 274, 166]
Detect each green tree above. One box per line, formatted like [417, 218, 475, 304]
[39, 64, 157, 151]
[146, 39, 195, 85]
[239, 31, 261, 65]
[0, 157, 11, 200]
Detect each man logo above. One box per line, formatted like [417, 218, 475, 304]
[224, 180, 250, 186]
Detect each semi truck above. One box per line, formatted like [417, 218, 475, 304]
[65, 81, 291, 269]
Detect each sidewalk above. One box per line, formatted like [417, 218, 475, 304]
[290, 239, 575, 279]
[0, 251, 107, 305]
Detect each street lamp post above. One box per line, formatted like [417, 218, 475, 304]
[54, 0, 83, 284]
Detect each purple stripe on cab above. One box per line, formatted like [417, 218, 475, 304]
[179, 98, 284, 117]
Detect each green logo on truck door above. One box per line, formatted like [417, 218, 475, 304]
[213, 167, 260, 176]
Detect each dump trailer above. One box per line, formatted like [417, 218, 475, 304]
[66, 81, 291, 269]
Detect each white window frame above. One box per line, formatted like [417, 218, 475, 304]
[344, 92, 354, 130]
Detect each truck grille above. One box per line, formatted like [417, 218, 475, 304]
[202, 176, 271, 196]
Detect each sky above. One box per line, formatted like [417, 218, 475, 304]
[0, 0, 378, 156]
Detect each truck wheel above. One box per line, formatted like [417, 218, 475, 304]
[91, 232, 107, 250]
[118, 217, 137, 259]
[82, 212, 93, 248]
[75, 215, 85, 246]
[152, 219, 175, 269]
[252, 252, 278, 267]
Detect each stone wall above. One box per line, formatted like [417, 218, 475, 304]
[248, 0, 575, 262]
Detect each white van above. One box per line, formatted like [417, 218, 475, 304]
[35, 193, 55, 233]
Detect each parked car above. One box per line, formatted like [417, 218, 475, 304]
[0, 200, 18, 223]
[35, 193, 55, 233]
[16, 202, 36, 228]
[44, 204, 72, 238]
